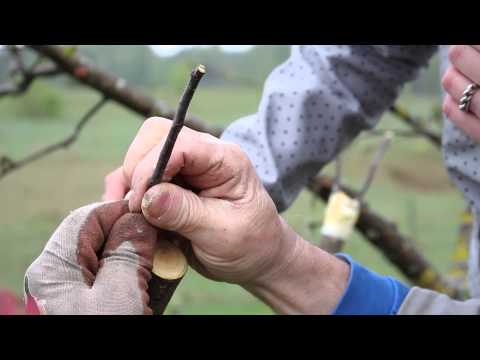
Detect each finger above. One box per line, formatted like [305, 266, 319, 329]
[449, 45, 480, 85]
[102, 166, 130, 201]
[141, 182, 210, 235]
[444, 94, 480, 143]
[127, 127, 248, 212]
[442, 66, 480, 119]
[93, 213, 158, 315]
[124, 117, 198, 183]
[128, 141, 168, 213]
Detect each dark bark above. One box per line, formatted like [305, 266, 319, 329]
[149, 65, 206, 188]
[148, 275, 183, 315]
[148, 238, 188, 315]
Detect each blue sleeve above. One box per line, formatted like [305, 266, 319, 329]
[332, 254, 411, 315]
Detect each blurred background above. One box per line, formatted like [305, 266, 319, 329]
[0, 45, 464, 314]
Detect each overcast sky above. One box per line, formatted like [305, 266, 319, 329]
[149, 45, 255, 57]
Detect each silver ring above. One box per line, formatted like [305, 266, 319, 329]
[459, 83, 479, 113]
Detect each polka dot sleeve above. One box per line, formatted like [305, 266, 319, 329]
[439, 45, 480, 297]
[221, 45, 437, 212]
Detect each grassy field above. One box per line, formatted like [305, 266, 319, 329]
[0, 81, 466, 314]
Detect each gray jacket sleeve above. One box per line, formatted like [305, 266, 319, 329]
[399, 287, 480, 314]
[221, 45, 437, 212]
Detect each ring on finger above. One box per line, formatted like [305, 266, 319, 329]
[459, 83, 479, 113]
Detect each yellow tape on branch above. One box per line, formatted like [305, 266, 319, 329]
[321, 191, 360, 241]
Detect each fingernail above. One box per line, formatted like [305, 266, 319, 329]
[142, 188, 171, 219]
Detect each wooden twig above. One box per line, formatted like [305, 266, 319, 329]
[389, 105, 441, 149]
[319, 132, 392, 253]
[0, 97, 108, 179]
[357, 131, 393, 201]
[148, 65, 206, 188]
[146, 65, 206, 315]
[0, 49, 60, 98]
[364, 129, 430, 138]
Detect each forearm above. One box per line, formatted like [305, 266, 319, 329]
[243, 217, 411, 315]
[242, 220, 350, 314]
[244, 218, 480, 314]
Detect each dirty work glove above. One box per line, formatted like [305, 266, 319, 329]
[24, 200, 158, 315]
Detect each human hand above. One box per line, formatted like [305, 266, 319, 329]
[117, 116, 301, 289]
[24, 200, 159, 315]
[102, 166, 130, 201]
[442, 45, 480, 142]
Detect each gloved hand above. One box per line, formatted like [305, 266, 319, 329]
[24, 200, 158, 315]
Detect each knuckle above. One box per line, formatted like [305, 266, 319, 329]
[442, 98, 452, 117]
[104, 171, 116, 186]
[24, 259, 44, 290]
[228, 143, 248, 162]
[25, 263, 38, 280]
[164, 189, 203, 234]
[173, 192, 197, 233]
[449, 45, 465, 64]
[123, 157, 134, 181]
[198, 131, 219, 144]
[142, 116, 170, 129]
[441, 68, 454, 91]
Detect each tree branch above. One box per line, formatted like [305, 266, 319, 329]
[390, 104, 442, 149]
[0, 47, 61, 98]
[0, 97, 108, 179]
[27, 45, 222, 137]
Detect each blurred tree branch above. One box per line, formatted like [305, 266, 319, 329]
[0, 46, 61, 97]
[0, 97, 108, 179]
[390, 104, 442, 149]
[27, 45, 222, 137]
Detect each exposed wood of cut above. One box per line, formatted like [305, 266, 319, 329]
[148, 240, 188, 315]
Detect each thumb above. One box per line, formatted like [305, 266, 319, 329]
[141, 183, 209, 236]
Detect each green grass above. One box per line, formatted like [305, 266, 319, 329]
[0, 83, 466, 314]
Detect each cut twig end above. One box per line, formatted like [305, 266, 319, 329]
[196, 64, 206, 74]
[152, 240, 188, 280]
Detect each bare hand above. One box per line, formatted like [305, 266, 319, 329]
[442, 45, 480, 142]
[120, 117, 300, 287]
